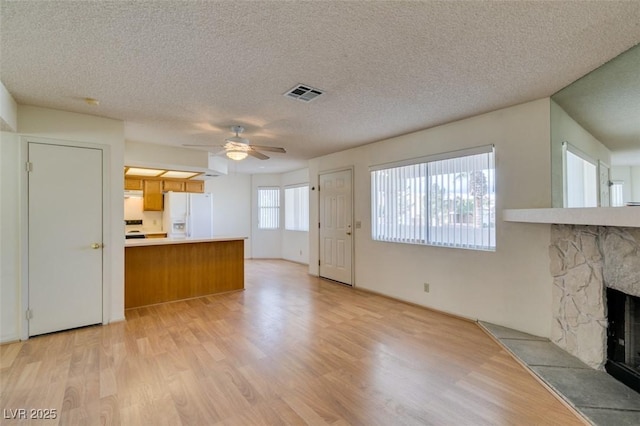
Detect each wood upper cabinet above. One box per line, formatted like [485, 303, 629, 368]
[185, 180, 204, 193]
[163, 180, 184, 192]
[143, 180, 163, 211]
[125, 177, 143, 190]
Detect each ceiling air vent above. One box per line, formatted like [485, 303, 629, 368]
[284, 84, 324, 102]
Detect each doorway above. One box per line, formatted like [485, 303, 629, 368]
[319, 168, 353, 285]
[26, 141, 104, 336]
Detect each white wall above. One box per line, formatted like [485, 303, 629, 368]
[205, 173, 252, 258]
[1, 132, 20, 342]
[0, 105, 126, 343]
[281, 168, 310, 264]
[309, 98, 554, 337]
[550, 100, 612, 207]
[251, 174, 282, 258]
[126, 140, 208, 168]
[0, 81, 17, 131]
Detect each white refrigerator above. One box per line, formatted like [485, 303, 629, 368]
[163, 192, 214, 238]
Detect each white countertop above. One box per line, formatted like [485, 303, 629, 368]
[125, 236, 247, 247]
[502, 207, 640, 227]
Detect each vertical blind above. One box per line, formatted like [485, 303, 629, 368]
[285, 185, 309, 231]
[371, 146, 495, 251]
[258, 187, 280, 229]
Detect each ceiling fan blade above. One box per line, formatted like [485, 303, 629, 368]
[182, 143, 224, 148]
[247, 149, 269, 160]
[248, 145, 286, 153]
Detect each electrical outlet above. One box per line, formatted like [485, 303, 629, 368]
[423, 283, 430, 293]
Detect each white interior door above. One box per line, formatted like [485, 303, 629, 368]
[319, 169, 353, 285]
[28, 142, 103, 336]
[599, 161, 611, 207]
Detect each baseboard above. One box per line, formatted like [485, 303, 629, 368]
[0, 333, 20, 345]
[346, 286, 476, 324]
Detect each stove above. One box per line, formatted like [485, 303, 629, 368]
[125, 219, 146, 239]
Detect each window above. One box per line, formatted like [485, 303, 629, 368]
[285, 185, 309, 231]
[371, 145, 495, 251]
[564, 143, 598, 208]
[257, 187, 280, 229]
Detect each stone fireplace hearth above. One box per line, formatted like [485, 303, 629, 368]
[550, 225, 640, 371]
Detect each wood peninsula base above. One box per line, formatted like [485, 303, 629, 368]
[125, 238, 245, 309]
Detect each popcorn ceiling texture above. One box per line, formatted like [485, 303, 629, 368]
[1, 1, 640, 174]
[550, 225, 640, 370]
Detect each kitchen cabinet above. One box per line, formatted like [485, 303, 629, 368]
[163, 180, 184, 192]
[185, 180, 204, 193]
[125, 238, 245, 308]
[125, 177, 143, 190]
[143, 180, 163, 211]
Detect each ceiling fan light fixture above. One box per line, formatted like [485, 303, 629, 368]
[226, 150, 248, 161]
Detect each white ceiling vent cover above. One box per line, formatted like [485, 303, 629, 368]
[284, 84, 324, 102]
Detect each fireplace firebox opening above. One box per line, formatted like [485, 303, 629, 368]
[606, 287, 640, 393]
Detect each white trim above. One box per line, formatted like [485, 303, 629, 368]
[563, 141, 597, 165]
[284, 182, 309, 189]
[19, 136, 111, 340]
[369, 144, 494, 172]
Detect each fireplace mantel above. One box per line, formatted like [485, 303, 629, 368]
[503, 207, 640, 228]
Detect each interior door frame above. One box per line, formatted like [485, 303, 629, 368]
[19, 136, 112, 340]
[318, 166, 355, 287]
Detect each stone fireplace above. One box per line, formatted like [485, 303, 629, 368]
[549, 225, 640, 378]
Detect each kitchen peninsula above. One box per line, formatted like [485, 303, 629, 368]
[124, 237, 246, 308]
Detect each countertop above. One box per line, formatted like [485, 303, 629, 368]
[125, 236, 248, 247]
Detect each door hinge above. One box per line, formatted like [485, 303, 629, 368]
[318, 259, 321, 266]
[25, 309, 33, 320]
[318, 222, 321, 229]
[25, 162, 33, 172]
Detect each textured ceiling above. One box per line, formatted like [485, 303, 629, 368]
[1, 1, 640, 173]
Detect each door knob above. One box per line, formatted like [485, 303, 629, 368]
[91, 243, 102, 249]
[346, 231, 352, 236]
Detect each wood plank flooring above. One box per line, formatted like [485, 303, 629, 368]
[1, 260, 584, 425]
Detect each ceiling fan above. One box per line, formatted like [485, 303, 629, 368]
[184, 125, 286, 161]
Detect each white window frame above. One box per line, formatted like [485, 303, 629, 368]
[370, 145, 495, 251]
[284, 184, 309, 232]
[257, 187, 280, 230]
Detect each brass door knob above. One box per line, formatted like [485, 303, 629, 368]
[91, 243, 102, 249]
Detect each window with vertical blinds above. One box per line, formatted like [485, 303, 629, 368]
[257, 187, 280, 229]
[285, 185, 309, 231]
[371, 145, 495, 251]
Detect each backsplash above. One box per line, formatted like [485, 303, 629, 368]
[124, 196, 163, 232]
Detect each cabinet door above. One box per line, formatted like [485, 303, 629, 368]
[125, 177, 143, 190]
[163, 180, 184, 192]
[185, 180, 204, 193]
[143, 180, 163, 211]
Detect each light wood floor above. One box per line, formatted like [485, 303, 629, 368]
[1, 260, 584, 425]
